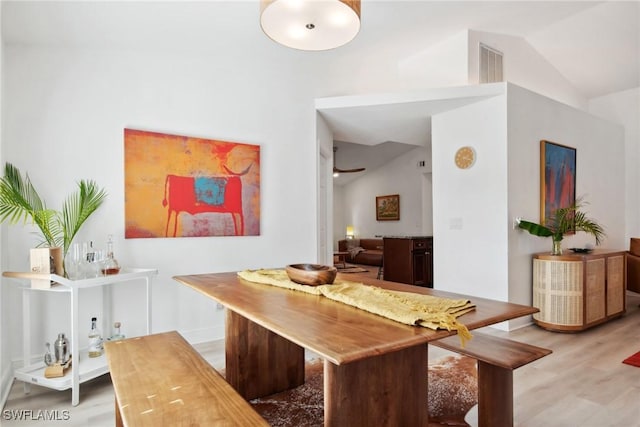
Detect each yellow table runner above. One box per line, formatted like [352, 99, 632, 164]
[237, 269, 474, 346]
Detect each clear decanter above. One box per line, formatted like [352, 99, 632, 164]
[101, 234, 121, 275]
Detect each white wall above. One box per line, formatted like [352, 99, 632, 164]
[395, 28, 589, 111]
[506, 84, 625, 328]
[421, 173, 434, 234]
[432, 83, 625, 330]
[588, 88, 640, 240]
[316, 114, 335, 262]
[0, 2, 11, 408]
[397, 30, 469, 90]
[1, 41, 335, 360]
[468, 30, 588, 110]
[432, 93, 509, 302]
[336, 146, 429, 243]
[333, 185, 346, 249]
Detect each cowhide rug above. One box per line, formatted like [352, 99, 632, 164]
[248, 355, 478, 426]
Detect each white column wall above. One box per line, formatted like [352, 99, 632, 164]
[507, 84, 625, 328]
[431, 95, 509, 302]
[431, 83, 625, 331]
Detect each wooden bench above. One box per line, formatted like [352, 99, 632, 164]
[104, 331, 269, 427]
[431, 331, 552, 427]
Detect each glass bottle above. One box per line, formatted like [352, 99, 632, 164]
[81, 242, 94, 278]
[88, 317, 103, 358]
[110, 321, 125, 341]
[101, 234, 121, 275]
[44, 342, 53, 366]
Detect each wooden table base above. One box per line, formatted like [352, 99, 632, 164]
[324, 344, 429, 426]
[226, 309, 429, 426]
[478, 362, 513, 427]
[225, 310, 305, 400]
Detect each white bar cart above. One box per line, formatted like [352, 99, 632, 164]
[3, 268, 157, 406]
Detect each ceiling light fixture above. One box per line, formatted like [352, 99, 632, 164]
[260, 0, 361, 51]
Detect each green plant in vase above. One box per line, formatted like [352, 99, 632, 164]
[517, 197, 605, 255]
[0, 162, 107, 273]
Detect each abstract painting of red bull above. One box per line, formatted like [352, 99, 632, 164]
[124, 129, 260, 238]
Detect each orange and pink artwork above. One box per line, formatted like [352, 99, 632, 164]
[124, 129, 260, 238]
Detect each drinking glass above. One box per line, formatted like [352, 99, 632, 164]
[66, 243, 83, 280]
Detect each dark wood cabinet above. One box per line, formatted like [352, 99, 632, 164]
[383, 236, 433, 287]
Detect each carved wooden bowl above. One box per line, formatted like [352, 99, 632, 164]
[285, 264, 337, 286]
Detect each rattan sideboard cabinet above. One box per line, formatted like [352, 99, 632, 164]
[532, 249, 626, 332]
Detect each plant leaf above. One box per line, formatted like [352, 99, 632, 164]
[517, 220, 554, 238]
[0, 163, 57, 246]
[60, 180, 108, 255]
[518, 196, 605, 245]
[0, 163, 107, 257]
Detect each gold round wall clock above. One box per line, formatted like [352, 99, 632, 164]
[454, 146, 476, 169]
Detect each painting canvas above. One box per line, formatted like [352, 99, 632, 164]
[540, 140, 576, 226]
[124, 129, 260, 238]
[376, 194, 400, 221]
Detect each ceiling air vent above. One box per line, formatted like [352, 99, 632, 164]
[479, 43, 503, 84]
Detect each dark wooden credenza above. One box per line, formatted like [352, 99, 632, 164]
[383, 236, 433, 287]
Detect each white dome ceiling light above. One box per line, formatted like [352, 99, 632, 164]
[260, 0, 361, 51]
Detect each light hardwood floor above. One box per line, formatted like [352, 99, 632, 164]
[3, 267, 639, 426]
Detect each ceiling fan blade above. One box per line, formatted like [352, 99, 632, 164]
[333, 146, 365, 174]
[334, 166, 366, 174]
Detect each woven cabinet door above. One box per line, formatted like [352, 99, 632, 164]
[533, 259, 583, 326]
[606, 255, 625, 316]
[585, 258, 606, 324]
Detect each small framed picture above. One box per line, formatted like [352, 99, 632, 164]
[376, 194, 400, 221]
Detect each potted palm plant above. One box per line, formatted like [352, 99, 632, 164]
[0, 162, 107, 274]
[517, 197, 605, 255]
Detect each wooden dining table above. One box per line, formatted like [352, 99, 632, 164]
[173, 271, 538, 427]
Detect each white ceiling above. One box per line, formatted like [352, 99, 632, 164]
[2, 1, 638, 182]
[2, 1, 637, 100]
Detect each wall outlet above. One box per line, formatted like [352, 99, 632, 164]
[513, 217, 522, 229]
[449, 217, 463, 230]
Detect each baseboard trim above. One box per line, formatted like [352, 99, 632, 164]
[507, 314, 535, 331]
[180, 325, 224, 345]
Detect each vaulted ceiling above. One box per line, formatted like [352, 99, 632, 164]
[3, 1, 636, 99]
[2, 1, 638, 182]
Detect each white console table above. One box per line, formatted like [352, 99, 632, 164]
[3, 268, 157, 406]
